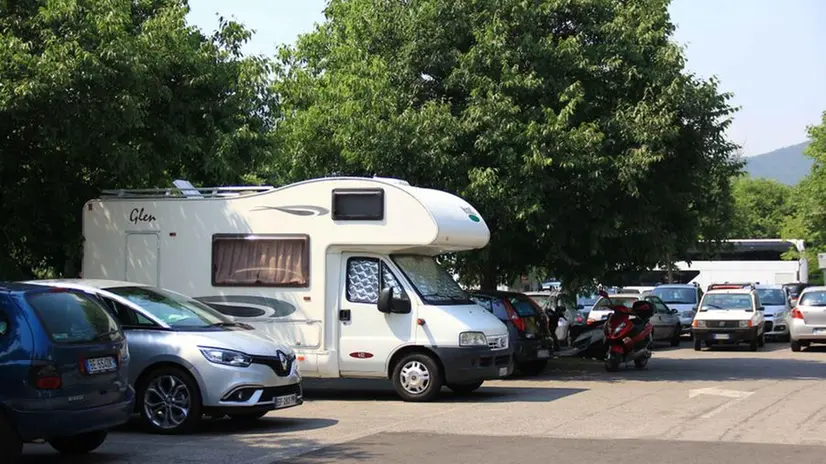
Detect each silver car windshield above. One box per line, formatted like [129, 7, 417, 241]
[106, 286, 232, 328]
[391, 255, 472, 305]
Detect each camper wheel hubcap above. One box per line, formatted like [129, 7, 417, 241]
[144, 375, 191, 429]
[400, 361, 431, 394]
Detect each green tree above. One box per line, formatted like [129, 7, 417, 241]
[0, 0, 274, 278]
[782, 111, 826, 281]
[272, 0, 741, 289]
[729, 176, 795, 239]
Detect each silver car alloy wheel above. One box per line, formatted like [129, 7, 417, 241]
[399, 360, 431, 394]
[143, 375, 192, 430]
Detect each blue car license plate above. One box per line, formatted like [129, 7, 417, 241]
[85, 356, 117, 374]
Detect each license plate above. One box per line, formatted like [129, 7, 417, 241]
[537, 349, 550, 359]
[275, 394, 298, 408]
[498, 367, 508, 376]
[713, 333, 730, 340]
[84, 356, 117, 374]
[814, 328, 826, 335]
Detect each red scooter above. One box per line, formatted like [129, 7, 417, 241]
[600, 291, 654, 371]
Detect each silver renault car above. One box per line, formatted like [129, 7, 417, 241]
[28, 279, 302, 434]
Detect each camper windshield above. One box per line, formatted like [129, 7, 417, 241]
[105, 286, 233, 329]
[391, 255, 472, 305]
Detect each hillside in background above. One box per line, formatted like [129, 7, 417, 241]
[745, 141, 812, 185]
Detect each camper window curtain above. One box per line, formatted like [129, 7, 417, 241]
[212, 236, 309, 287]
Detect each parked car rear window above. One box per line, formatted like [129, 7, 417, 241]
[799, 291, 826, 307]
[27, 290, 121, 344]
[526, 294, 550, 308]
[509, 297, 539, 317]
[470, 295, 509, 321]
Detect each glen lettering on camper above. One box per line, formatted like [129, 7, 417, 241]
[129, 207, 156, 225]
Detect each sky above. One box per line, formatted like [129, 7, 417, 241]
[187, 0, 826, 157]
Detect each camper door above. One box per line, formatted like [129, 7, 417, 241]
[338, 254, 415, 375]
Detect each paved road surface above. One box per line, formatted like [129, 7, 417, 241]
[20, 342, 826, 463]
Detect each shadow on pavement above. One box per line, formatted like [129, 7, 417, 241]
[301, 378, 586, 403]
[112, 415, 338, 436]
[19, 434, 367, 464]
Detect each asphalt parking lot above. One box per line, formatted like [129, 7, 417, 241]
[21, 341, 826, 463]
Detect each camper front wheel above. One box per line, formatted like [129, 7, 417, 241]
[392, 353, 443, 402]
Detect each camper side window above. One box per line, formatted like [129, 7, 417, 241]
[346, 258, 407, 304]
[212, 235, 310, 287]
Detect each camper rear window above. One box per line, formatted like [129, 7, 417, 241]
[211, 235, 310, 287]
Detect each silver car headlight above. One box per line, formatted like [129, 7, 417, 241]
[459, 331, 488, 347]
[774, 311, 787, 320]
[199, 346, 252, 367]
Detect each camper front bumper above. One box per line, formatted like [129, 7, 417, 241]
[432, 345, 514, 384]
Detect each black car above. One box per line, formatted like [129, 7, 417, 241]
[783, 282, 810, 306]
[469, 291, 554, 376]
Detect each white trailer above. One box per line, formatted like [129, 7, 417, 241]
[82, 177, 513, 401]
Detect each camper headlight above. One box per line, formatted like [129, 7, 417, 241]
[459, 331, 488, 347]
[199, 346, 252, 367]
[738, 320, 750, 328]
[694, 320, 707, 329]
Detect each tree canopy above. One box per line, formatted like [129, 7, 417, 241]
[729, 177, 795, 239]
[0, 0, 273, 278]
[780, 111, 826, 280]
[273, 0, 742, 289]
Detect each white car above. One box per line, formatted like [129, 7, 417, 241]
[789, 286, 826, 351]
[692, 283, 766, 351]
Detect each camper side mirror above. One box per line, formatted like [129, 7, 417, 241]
[377, 288, 393, 313]
[377, 287, 411, 314]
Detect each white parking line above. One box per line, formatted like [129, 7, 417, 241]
[689, 387, 755, 418]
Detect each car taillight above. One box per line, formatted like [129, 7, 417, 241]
[791, 308, 804, 320]
[30, 363, 61, 390]
[505, 305, 526, 331]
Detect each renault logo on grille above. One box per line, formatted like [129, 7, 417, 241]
[278, 351, 288, 369]
[719, 321, 725, 327]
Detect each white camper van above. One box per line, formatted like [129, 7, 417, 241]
[82, 177, 514, 401]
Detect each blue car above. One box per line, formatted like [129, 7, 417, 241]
[0, 284, 134, 461]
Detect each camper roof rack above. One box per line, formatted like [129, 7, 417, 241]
[100, 179, 275, 199]
[707, 282, 756, 291]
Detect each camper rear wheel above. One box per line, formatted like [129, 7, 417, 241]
[392, 352, 443, 402]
